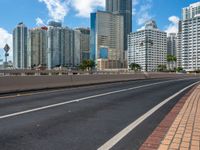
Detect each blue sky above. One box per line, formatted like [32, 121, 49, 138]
[0, 0, 199, 62]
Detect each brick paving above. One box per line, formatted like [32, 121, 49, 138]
[140, 84, 200, 150]
[158, 85, 200, 150]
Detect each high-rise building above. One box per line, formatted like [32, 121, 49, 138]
[183, 2, 200, 20]
[75, 28, 90, 61]
[28, 27, 48, 68]
[182, 2, 200, 71]
[47, 22, 63, 69]
[167, 33, 177, 56]
[128, 20, 167, 72]
[73, 30, 81, 66]
[47, 21, 82, 69]
[176, 21, 182, 68]
[106, 0, 132, 51]
[13, 22, 28, 69]
[90, 11, 124, 70]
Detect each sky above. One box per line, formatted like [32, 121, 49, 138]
[0, 0, 199, 62]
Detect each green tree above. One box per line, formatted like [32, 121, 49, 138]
[157, 64, 167, 72]
[167, 55, 177, 71]
[79, 60, 96, 71]
[176, 67, 183, 72]
[129, 63, 141, 72]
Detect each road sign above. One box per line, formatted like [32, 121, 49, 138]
[4, 44, 10, 53]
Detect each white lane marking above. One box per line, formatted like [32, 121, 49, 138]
[97, 81, 200, 150]
[0, 78, 197, 120]
[0, 78, 194, 100]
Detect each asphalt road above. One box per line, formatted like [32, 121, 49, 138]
[0, 77, 199, 150]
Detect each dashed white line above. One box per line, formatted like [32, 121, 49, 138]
[0, 78, 197, 120]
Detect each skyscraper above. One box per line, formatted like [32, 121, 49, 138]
[176, 21, 182, 68]
[182, 2, 200, 71]
[128, 20, 167, 72]
[28, 27, 48, 68]
[106, 0, 132, 51]
[90, 11, 124, 70]
[75, 28, 90, 61]
[47, 22, 63, 69]
[13, 22, 28, 69]
[47, 21, 82, 69]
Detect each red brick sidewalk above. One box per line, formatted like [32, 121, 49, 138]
[140, 84, 200, 150]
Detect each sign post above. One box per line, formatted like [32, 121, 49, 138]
[4, 44, 10, 68]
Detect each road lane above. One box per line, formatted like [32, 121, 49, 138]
[0, 78, 199, 150]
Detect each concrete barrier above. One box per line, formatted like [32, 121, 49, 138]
[0, 73, 198, 94]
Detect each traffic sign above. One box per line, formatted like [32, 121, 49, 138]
[4, 44, 10, 53]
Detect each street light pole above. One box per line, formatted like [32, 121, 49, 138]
[145, 35, 148, 72]
[140, 34, 153, 72]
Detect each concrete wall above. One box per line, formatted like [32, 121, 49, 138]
[0, 73, 197, 94]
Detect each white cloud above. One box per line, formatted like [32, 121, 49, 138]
[137, 26, 145, 31]
[136, 0, 153, 26]
[36, 17, 46, 26]
[165, 16, 180, 35]
[0, 28, 12, 61]
[39, 0, 70, 21]
[132, 0, 139, 16]
[70, 0, 105, 18]
[38, 0, 141, 21]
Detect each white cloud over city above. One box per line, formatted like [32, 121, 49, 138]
[38, 0, 141, 21]
[136, 0, 153, 26]
[71, 0, 105, 18]
[38, 0, 105, 20]
[0, 28, 12, 61]
[38, 0, 70, 21]
[36, 17, 46, 26]
[165, 16, 180, 35]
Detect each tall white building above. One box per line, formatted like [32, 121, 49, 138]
[90, 11, 124, 70]
[176, 21, 182, 68]
[28, 27, 48, 68]
[182, 2, 200, 71]
[13, 22, 28, 69]
[128, 20, 167, 72]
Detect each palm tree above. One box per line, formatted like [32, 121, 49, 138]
[167, 55, 177, 71]
[129, 63, 141, 72]
[157, 64, 167, 72]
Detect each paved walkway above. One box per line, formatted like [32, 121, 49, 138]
[140, 84, 200, 150]
[158, 85, 200, 150]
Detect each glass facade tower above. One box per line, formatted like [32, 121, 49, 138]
[106, 0, 132, 51]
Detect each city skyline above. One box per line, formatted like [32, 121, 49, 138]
[0, 0, 199, 62]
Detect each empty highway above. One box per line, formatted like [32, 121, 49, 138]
[0, 77, 199, 150]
